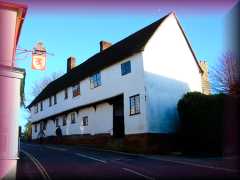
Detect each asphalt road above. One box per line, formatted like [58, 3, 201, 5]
[17, 142, 240, 180]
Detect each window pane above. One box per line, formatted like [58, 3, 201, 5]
[135, 95, 140, 113]
[121, 61, 131, 76]
[71, 113, 75, 123]
[65, 89, 68, 99]
[62, 115, 67, 126]
[90, 77, 94, 89]
[90, 72, 101, 88]
[82, 116, 88, 126]
[49, 97, 52, 106]
[129, 95, 140, 115]
[72, 84, 80, 97]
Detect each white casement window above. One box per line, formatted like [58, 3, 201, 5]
[82, 116, 88, 126]
[54, 94, 57, 104]
[40, 101, 43, 111]
[90, 72, 101, 89]
[64, 89, 68, 99]
[121, 61, 131, 76]
[34, 124, 37, 132]
[72, 84, 80, 97]
[34, 104, 38, 113]
[55, 117, 59, 127]
[49, 97, 52, 107]
[62, 115, 67, 126]
[71, 112, 76, 124]
[129, 94, 140, 115]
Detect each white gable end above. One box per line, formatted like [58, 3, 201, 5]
[143, 13, 202, 91]
[142, 13, 202, 133]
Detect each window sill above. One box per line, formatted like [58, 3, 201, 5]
[129, 112, 140, 116]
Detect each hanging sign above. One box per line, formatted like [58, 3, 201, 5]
[32, 53, 46, 70]
[31, 42, 46, 70]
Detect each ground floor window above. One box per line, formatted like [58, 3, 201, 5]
[62, 115, 67, 126]
[55, 117, 59, 127]
[82, 116, 88, 126]
[34, 124, 37, 132]
[129, 94, 140, 115]
[71, 112, 76, 124]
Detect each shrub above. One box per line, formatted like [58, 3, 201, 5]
[177, 92, 226, 155]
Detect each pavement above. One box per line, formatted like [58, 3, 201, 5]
[16, 142, 240, 179]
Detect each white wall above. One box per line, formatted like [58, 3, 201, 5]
[0, 69, 24, 158]
[31, 53, 147, 139]
[0, 9, 17, 66]
[143, 13, 202, 133]
[32, 102, 114, 139]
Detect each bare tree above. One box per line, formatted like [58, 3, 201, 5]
[210, 52, 240, 96]
[31, 71, 63, 97]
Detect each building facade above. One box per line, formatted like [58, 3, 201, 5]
[0, 1, 27, 179]
[28, 13, 205, 149]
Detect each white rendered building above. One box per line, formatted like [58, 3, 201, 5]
[28, 13, 204, 148]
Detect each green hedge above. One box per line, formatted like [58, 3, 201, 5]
[177, 92, 226, 155]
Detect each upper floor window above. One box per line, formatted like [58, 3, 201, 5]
[90, 72, 101, 89]
[40, 101, 43, 111]
[49, 97, 52, 107]
[55, 117, 59, 127]
[34, 124, 37, 132]
[82, 116, 88, 126]
[54, 94, 57, 104]
[64, 89, 68, 99]
[34, 104, 38, 113]
[62, 115, 67, 126]
[129, 94, 140, 115]
[121, 61, 131, 76]
[72, 84, 80, 97]
[71, 112, 76, 124]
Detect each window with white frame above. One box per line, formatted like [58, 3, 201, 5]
[34, 124, 37, 132]
[62, 115, 67, 126]
[55, 117, 59, 127]
[34, 104, 38, 113]
[72, 84, 80, 97]
[90, 72, 101, 89]
[82, 116, 88, 126]
[54, 94, 57, 104]
[129, 94, 140, 115]
[64, 89, 68, 99]
[49, 97, 52, 107]
[40, 101, 43, 111]
[71, 112, 76, 124]
[121, 61, 131, 76]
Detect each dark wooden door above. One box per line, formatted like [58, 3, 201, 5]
[113, 95, 125, 138]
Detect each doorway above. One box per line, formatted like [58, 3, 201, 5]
[112, 95, 125, 138]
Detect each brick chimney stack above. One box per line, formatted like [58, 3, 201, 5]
[100, 41, 112, 52]
[199, 60, 211, 95]
[67, 56, 76, 72]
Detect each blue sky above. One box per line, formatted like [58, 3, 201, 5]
[16, 5, 229, 128]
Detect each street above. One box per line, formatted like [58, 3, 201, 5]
[17, 142, 239, 179]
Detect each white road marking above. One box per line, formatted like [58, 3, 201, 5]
[75, 153, 106, 163]
[143, 156, 240, 173]
[45, 146, 67, 151]
[79, 146, 240, 173]
[122, 168, 155, 180]
[22, 150, 51, 180]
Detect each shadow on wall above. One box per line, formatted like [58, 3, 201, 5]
[144, 72, 190, 133]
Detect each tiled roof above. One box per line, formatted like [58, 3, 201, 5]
[28, 14, 170, 108]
